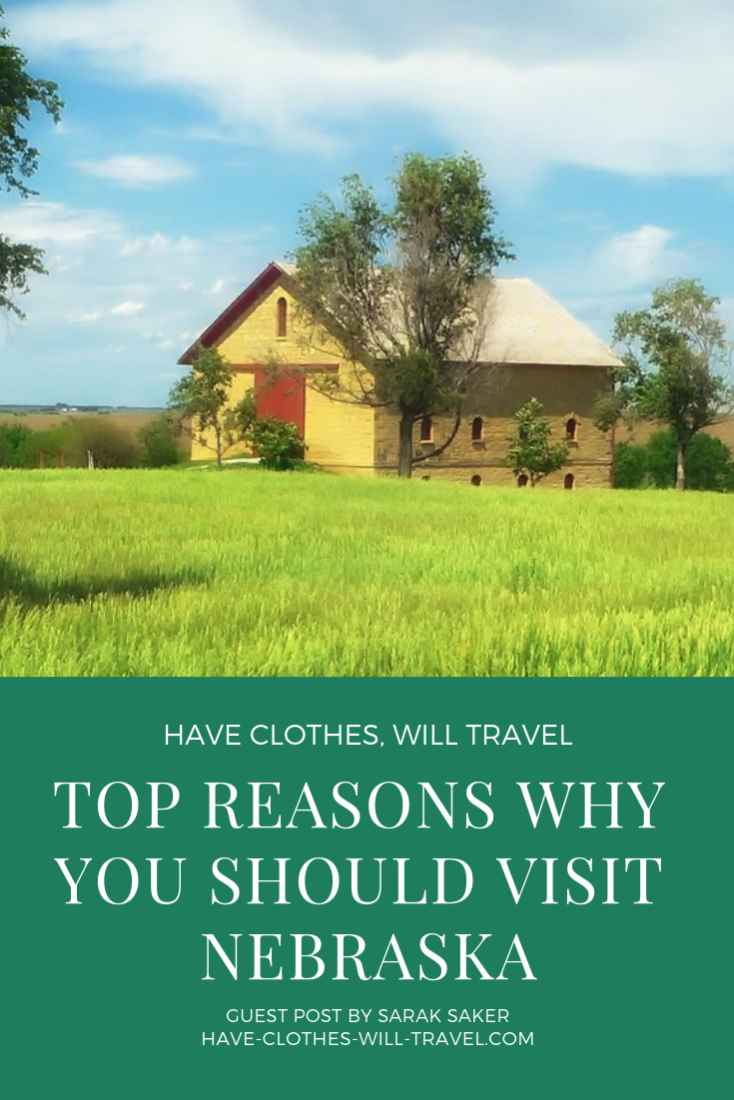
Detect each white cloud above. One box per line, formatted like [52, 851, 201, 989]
[0, 193, 269, 404]
[596, 225, 680, 288]
[1, 201, 121, 245]
[15, 0, 734, 185]
[111, 300, 146, 315]
[75, 154, 194, 187]
[118, 233, 198, 257]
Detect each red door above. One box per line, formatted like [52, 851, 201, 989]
[254, 368, 305, 434]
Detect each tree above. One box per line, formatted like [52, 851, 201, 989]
[0, 5, 63, 317]
[505, 398, 569, 487]
[294, 153, 514, 477]
[169, 347, 255, 469]
[596, 279, 733, 490]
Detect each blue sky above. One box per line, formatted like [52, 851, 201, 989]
[2, 0, 733, 406]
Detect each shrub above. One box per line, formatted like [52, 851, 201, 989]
[615, 431, 734, 491]
[138, 414, 186, 468]
[249, 416, 305, 471]
[0, 422, 34, 466]
[683, 434, 734, 492]
[63, 417, 141, 468]
[20, 426, 70, 467]
[614, 440, 648, 489]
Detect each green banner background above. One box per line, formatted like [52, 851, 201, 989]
[4, 679, 730, 1099]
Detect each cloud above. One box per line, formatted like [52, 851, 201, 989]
[0, 193, 269, 405]
[75, 154, 194, 187]
[111, 300, 146, 315]
[596, 225, 681, 288]
[1, 201, 121, 245]
[210, 277, 235, 295]
[15, 0, 734, 185]
[118, 233, 198, 257]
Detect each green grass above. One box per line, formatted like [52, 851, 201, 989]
[1, 468, 733, 676]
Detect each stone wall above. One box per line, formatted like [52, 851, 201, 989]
[374, 363, 613, 488]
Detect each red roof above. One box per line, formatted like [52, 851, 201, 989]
[178, 261, 289, 365]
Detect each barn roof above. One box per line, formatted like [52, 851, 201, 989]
[476, 278, 621, 368]
[178, 261, 621, 369]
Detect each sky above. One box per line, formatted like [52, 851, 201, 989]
[2, 0, 733, 406]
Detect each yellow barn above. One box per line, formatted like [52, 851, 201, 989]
[178, 261, 621, 487]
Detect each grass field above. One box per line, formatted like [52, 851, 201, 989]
[1, 468, 733, 676]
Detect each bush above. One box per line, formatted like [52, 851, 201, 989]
[138, 414, 186, 468]
[0, 423, 69, 467]
[615, 431, 734, 491]
[21, 426, 69, 467]
[614, 440, 648, 489]
[0, 422, 34, 466]
[63, 417, 141, 468]
[249, 416, 305, 471]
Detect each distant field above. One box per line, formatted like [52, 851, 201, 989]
[0, 408, 162, 434]
[1, 469, 732, 676]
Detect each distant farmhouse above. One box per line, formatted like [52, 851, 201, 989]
[179, 262, 622, 487]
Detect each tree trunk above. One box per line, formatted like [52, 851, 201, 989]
[398, 409, 413, 479]
[675, 439, 686, 491]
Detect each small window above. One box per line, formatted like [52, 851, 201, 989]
[565, 417, 578, 441]
[564, 473, 575, 490]
[471, 416, 483, 441]
[470, 474, 482, 486]
[517, 473, 529, 487]
[277, 296, 287, 338]
[420, 416, 433, 443]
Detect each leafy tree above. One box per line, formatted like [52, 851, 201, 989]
[295, 153, 514, 477]
[0, 5, 63, 317]
[169, 347, 256, 469]
[249, 416, 304, 470]
[505, 398, 569, 487]
[596, 279, 733, 490]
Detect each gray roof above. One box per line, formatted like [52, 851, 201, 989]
[476, 278, 621, 368]
[274, 263, 621, 369]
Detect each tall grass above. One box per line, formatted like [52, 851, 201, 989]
[1, 468, 733, 676]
